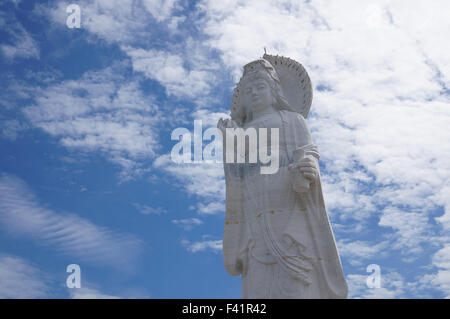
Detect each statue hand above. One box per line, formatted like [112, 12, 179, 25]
[295, 157, 319, 183]
[218, 118, 238, 133]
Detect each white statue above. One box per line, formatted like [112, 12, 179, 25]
[218, 54, 348, 299]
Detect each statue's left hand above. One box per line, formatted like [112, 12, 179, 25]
[296, 156, 319, 183]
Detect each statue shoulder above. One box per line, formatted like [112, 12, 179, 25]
[279, 110, 308, 128]
[279, 110, 312, 145]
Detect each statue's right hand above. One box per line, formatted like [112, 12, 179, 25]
[217, 118, 237, 133]
[217, 118, 226, 134]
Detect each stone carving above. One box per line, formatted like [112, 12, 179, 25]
[218, 54, 348, 298]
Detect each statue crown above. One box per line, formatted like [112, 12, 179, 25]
[243, 59, 280, 84]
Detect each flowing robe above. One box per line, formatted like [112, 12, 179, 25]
[222, 109, 348, 299]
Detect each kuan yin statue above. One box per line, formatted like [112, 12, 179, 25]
[217, 53, 348, 299]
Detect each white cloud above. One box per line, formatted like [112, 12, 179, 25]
[46, 0, 145, 44]
[122, 46, 216, 100]
[0, 255, 49, 298]
[0, 10, 39, 60]
[0, 33, 39, 60]
[427, 245, 450, 298]
[338, 240, 389, 267]
[133, 203, 167, 215]
[0, 119, 28, 141]
[142, 0, 181, 22]
[167, 15, 186, 33]
[320, 171, 376, 222]
[22, 64, 161, 180]
[347, 271, 406, 299]
[0, 253, 123, 299]
[182, 239, 222, 253]
[191, 109, 228, 128]
[69, 287, 120, 299]
[43, 1, 222, 104]
[153, 154, 225, 211]
[433, 245, 450, 270]
[45, 0, 185, 44]
[152, 109, 228, 216]
[0, 174, 142, 268]
[197, 202, 225, 215]
[172, 218, 203, 230]
[378, 207, 435, 255]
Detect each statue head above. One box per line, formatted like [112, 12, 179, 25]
[232, 59, 293, 125]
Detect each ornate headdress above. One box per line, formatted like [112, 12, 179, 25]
[231, 53, 313, 119]
[242, 58, 280, 83]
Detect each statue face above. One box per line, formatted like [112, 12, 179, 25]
[242, 76, 273, 114]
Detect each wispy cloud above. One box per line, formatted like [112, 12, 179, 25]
[69, 287, 120, 299]
[0, 9, 39, 60]
[43, 0, 223, 105]
[123, 46, 216, 100]
[0, 174, 142, 268]
[347, 271, 407, 299]
[172, 218, 203, 231]
[0, 254, 49, 298]
[45, 0, 185, 45]
[428, 245, 450, 298]
[378, 207, 436, 256]
[337, 240, 390, 267]
[142, 0, 182, 23]
[0, 253, 128, 299]
[133, 203, 167, 215]
[0, 119, 28, 141]
[151, 108, 228, 216]
[46, 0, 148, 45]
[153, 154, 225, 215]
[22, 63, 161, 180]
[181, 238, 222, 253]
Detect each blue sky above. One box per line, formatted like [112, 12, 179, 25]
[1, 0, 450, 298]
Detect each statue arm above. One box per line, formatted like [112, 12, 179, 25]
[287, 112, 321, 183]
[219, 117, 248, 276]
[292, 112, 313, 145]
